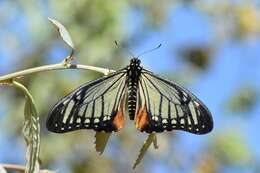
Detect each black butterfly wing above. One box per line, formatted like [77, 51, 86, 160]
[136, 69, 213, 134]
[46, 70, 127, 133]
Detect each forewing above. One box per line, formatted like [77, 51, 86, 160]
[136, 69, 213, 134]
[46, 71, 127, 133]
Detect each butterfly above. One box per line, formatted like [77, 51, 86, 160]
[46, 58, 213, 134]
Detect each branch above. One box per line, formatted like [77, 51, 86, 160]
[0, 59, 115, 82]
[0, 164, 55, 173]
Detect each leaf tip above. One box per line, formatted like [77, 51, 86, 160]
[94, 132, 111, 155]
[48, 17, 75, 51]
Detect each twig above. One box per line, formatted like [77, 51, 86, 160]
[0, 59, 115, 82]
[0, 164, 55, 173]
[0, 164, 25, 172]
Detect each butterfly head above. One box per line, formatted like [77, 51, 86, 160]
[130, 58, 141, 67]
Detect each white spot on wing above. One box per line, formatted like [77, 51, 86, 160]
[85, 119, 90, 123]
[94, 118, 99, 123]
[171, 119, 177, 124]
[162, 119, 167, 124]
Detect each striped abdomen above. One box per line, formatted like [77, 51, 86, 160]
[127, 58, 142, 120]
[128, 76, 138, 120]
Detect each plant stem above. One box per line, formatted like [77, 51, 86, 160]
[1, 163, 25, 172]
[0, 163, 54, 173]
[0, 61, 115, 82]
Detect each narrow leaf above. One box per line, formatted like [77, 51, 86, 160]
[153, 134, 159, 149]
[133, 133, 157, 169]
[24, 96, 40, 173]
[48, 17, 74, 49]
[94, 132, 111, 154]
[13, 81, 40, 173]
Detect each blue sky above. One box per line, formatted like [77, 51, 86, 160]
[0, 2, 259, 172]
[127, 4, 260, 165]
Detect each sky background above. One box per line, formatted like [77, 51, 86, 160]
[0, 1, 259, 173]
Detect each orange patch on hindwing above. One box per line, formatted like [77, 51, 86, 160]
[112, 104, 125, 131]
[135, 105, 149, 131]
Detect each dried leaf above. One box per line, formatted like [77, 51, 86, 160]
[24, 96, 40, 173]
[133, 133, 157, 169]
[48, 17, 74, 50]
[152, 134, 159, 149]
[94, 132, 111, 154]
[13, 81, 40, 173]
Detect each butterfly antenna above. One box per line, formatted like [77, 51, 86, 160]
[114, 41, 135, 58]
[137, 44, 162, 58]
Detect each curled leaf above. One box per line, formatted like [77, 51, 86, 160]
[133, 133, 157, 169]
[13, 81, 40, 173]
[94, 132, 111, 154]
[48, 17, 74, 51]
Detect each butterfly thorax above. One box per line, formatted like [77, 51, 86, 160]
[127, 58, 142, 120]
